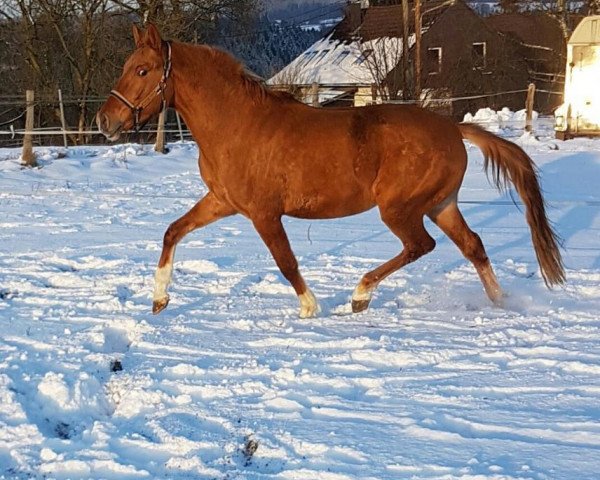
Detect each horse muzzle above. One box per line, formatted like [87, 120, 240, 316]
[96, 111, 124, 141]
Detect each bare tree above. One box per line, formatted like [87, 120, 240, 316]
[0, 0, 260, 143]
[586, 0, 600, 14]
[359, 37, 405, 101]
[107, 0, 258, 41]
[269, 62, 310, 102]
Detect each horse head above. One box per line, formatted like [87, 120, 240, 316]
[97, 23, 173, 141]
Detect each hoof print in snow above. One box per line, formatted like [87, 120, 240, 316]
[242, 436, 258, 466]
[116, 285, 133, 303]
[0, 289, 17, 300]
[110, 359, 123, 372]
[54, 421, 71, 439]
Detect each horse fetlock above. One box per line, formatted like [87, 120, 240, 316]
[299, 290, 320, 318]
[153, 263, 173, 314]
[487, 286, 505, 307]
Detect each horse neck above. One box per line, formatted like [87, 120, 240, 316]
[170, 42, 261, 153]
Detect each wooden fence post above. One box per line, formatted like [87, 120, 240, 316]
[311, 82, 320, 107]
[155, 109, 166, 153]
[371, 84, 378, 105]
[21, 90, 37, 167]
[58, 89, 68, 148]
[175, 111, 184, 142]
[525, 83, 536, 133]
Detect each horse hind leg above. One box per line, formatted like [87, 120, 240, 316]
[352, 209, 436, 313]
[428, 200, 503, 305]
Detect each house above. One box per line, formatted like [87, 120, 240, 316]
[486, 12, 570, 113]
[270, 0, 530, 117]
[554, 15, 600, 139]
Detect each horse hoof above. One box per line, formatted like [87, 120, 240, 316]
[352, 299, 370, 313]
[152, 297, 169, 315]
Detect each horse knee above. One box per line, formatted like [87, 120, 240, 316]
[163, 223, 179, 247]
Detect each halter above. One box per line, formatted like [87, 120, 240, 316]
[109, 41, 172, 132]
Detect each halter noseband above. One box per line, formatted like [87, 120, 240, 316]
[109, 41, 172, 132]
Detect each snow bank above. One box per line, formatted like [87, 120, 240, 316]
[463, 107, 539, 132]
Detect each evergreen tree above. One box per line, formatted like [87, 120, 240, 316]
[213, 18, 322, 78]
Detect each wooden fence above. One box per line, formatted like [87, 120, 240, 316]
[2, 83, 544, 168]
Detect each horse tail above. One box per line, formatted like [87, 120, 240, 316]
[458, 123, 565, 287]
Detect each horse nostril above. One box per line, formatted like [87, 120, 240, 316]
[101, 113, 110, 132]
[96, 112, 110, 133]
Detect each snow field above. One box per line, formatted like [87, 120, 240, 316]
[1, 119, 600, 479]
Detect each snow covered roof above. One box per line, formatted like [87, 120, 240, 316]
[269, 0, 455, 87]
[268, 34, 412, 86]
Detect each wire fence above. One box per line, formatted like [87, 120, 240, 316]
[2, 186, 598, 210]
[0, 85, 563, 149]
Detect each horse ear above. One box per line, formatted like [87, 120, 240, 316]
[132, 24, 143, 48]
[145, 23, 163, 51]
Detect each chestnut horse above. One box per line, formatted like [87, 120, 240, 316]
[97, 24, 564, 318]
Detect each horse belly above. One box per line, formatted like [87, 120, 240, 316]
[284, 184, 375, 219]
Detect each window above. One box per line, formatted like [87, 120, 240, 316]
[333, 50, 350, 66]
[355, 49, 373, 65]
[427, 47, 442, 74]
[472, 42, 486, 70]
[315, 49, 331, 63]
[300, 51, 318, 67]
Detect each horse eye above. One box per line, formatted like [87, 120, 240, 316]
[137, 69, 148, 77]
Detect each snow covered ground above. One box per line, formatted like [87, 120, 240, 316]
[1, 117, 599, 479]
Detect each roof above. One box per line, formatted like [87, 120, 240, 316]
[268, 34, 411, 87]
[569, 15, 600, 45]
[333, 0, 456, 42]
[486, 13, 565, 51]
[268, 0, 468, 88]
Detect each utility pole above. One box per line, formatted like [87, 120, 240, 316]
[401, 0, 410, 100]
[414, 0, 422, 104]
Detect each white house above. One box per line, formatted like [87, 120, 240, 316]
[555, 15, 600, 139]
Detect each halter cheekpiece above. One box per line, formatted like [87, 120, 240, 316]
[109, 41, 172, 132]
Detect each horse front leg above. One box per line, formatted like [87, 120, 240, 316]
[252, 216, 320, 318]
[153, 192, 236, 314]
